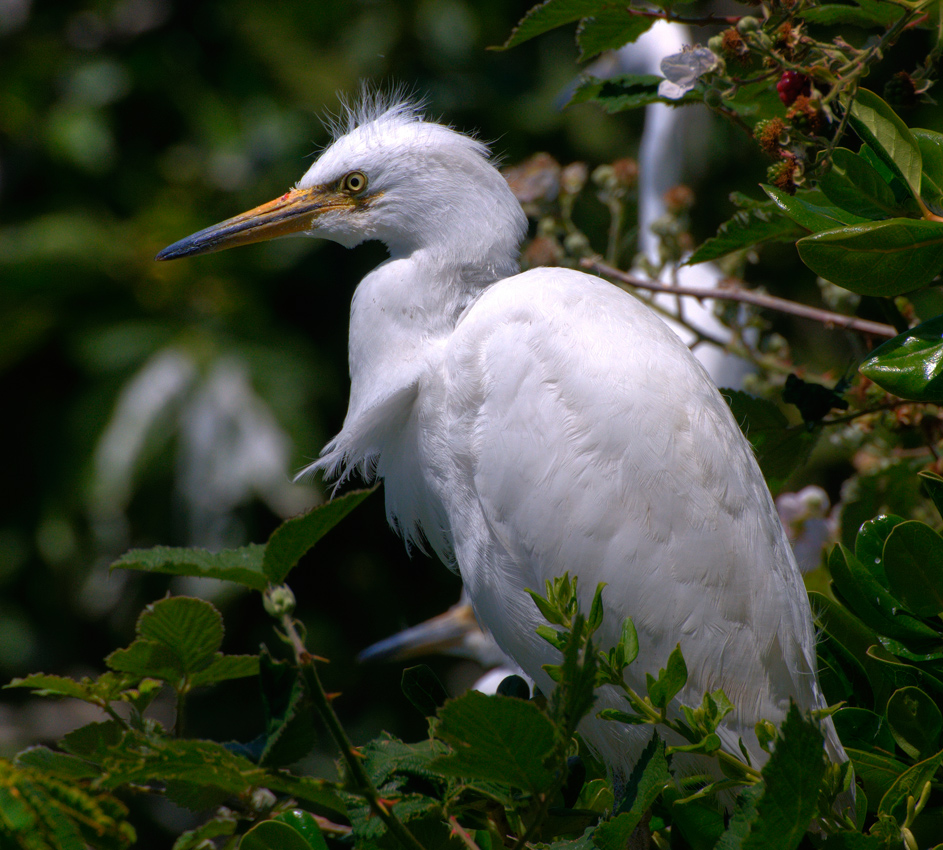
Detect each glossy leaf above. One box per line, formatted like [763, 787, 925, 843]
[848, 89, 922, 199]
[832, 707, 895, 753]
[431, 690, 559, 792]
[111, 544, 268, 591]
[915, 128, 943, 210]
[886, 686, 942, 759]
[883, 520, 943, 617]
[800, 1, 903, 25]
[500, 0, 612, 49]
[576, 12, 653, 60]
[263, 486, 377, 584]
[827, 545, 938, 643]
[878, 747, 943, 820]
[818, 148, 916, 220]
[845, 748, 909, 812]
[854, 514, 906, 585]
[797, 218, 943, 295]
[920, 470, 943, 519]
[272, 811, 329, 850]
[241, 820, 314, 850]
[859, 315, 943, 401]
[762, 185, 869, 232]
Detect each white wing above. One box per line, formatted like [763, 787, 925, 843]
[432, 267, 833, 772]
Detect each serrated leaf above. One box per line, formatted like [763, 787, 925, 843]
[568, 73, 700, 112]
[877, 746, 943, 820]
[263, 487, 376, 584]
[860, 315, 943, 401]
[431, 690, 558, 792]
[849, 89, 922, 199]
[14, 747, 99, 780]
[818, 148, 916, 220]
[401, 664, 449, 717]
[106, 639, 183, 681]
[797, 218, 943, 295]
[111, 544, 268, 590]
[257, 649, 317, 768]
[741, 704, 826, 849]
[595, 735, 670, 849]
[499, 0, 611, 50]
[883, 520, 943, 616]
[762, 185, 869, 232]
[60, 721, 125, 760]
[576, 12, 652, 60]
[687, 201, 806, 265]
[886, 686, 942, 759]
[189, 653, 258, 687]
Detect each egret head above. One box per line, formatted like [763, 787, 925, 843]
[156, 95, 527, 272]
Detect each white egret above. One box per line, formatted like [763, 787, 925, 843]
[157, 95, 847, 784]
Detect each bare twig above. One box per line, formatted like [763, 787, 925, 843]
[582, 258, 897, 339]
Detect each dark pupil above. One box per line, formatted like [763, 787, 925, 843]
[348, 174, 362, 190]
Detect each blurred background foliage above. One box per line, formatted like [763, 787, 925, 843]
[1, 0, 940, 840]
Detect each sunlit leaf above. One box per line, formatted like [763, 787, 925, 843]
[818, 148, 918, 220]
[797, 218, 943, 295]
[576, 12, 653, 60]
[762, 185, 869, 232]
[848, 89, 922, 199]
[860, 315, 943, 401]
[500, 0, 613, 50]
[112, 544, 268, 591]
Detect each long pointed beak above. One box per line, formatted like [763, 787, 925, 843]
[155, 185, 350, 261]
[357, 602, 483, 664]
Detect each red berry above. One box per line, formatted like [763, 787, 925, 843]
[777, 71, 811, 106]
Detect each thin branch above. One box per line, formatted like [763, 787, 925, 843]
[582, 258, 897, 339]
[280, 614, 427, 850]
[449, 816, 482, 850]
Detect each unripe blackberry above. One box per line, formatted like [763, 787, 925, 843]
[754, 117, 788, 155]
[883, 71, 917, 106]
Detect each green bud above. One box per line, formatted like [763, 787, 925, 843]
[263, 584, 296, 618]
[736, 16, 761, 33]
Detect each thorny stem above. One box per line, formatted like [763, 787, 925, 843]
[279, 613, 427, 850]
[449, 817, 481, 850]
[583, 258, 898, 339]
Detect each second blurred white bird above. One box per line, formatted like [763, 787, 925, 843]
[157, 95, 846, 781]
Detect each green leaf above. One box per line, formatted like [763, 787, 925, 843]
[877, 746, 943, 820]
[112, 544, 268, 590]
[241, 820, 315, 850]
[722, 390, 816, 494]
[401, 664, 450, 717]
[818, 148, 917, 220]
[797, 218, 943, 295]
[883, 520, 943, 616]
[138, 596, 222, 670]
[263, 487, 376, 584]
[915, 128, 943, 210]
[855, 514, 906, 585]
[832, 707, 896, 752]
[431, 690, 559, 792]
[256, 649, 317, 768]
[499, 0, 611, 50]
[846, 747, 909, 809]
[686, 201, 806, 265]
[189, 654, 259, 687]
[272, 811, 329, 850]
[762, 185, 869, 232]
[647, 644, 687, 709]
[569, 74, 701, 112]
[860, 315, 943, 401]
[575, 12, 653, 60]
[920, 470, 943, 519]
[827, 545, 938, 643]
[14, 747, 99, 780]
[886, 686, 942, 759]
[848, 89, 922, 199]
[594, 735, 670, 849]
[800, 1, 904, 26]
[740, 704, 827, 849]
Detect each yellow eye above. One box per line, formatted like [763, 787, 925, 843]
[341, 171, 368, 194]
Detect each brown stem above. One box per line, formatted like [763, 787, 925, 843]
[582, 258, 897, 338]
